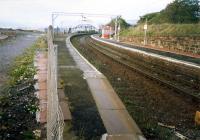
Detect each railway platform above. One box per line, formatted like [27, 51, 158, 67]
[66, 35, 146, 140]
[92, 35, 200, 69]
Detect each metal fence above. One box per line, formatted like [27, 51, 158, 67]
[47, 26, 64, 140]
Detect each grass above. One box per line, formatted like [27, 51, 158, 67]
[121, 23, 200, 37]
[55, 40, 75, 66]
[63, 121, 78, 140]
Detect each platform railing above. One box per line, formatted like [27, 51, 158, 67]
[47, 26, 64, 140]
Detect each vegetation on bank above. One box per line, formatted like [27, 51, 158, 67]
[120, 23, 200, 37]
[107, 17, 131, 30]
[118, 0, 200, 37]
[0, 37, 46, 140]
[138, 0, 200, 24]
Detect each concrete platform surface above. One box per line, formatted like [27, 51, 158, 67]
[106, 134, 146, 140]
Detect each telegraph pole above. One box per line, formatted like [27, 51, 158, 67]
[51, 13, 57, 38]
[51, 14, 54, 38]
[51, 13, 60, 38]
[52, 14, 54, 29]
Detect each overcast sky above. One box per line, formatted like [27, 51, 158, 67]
[0, 0, 174, 29]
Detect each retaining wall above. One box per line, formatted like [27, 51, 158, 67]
[120, 36, 200, 55]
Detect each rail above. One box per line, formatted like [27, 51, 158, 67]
[47, 26, 65, 140]
[90, 35, 200, 101]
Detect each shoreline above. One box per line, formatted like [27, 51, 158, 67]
[0, 35, 8, 40]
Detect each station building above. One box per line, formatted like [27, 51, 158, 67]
[101, 25, 114, 39]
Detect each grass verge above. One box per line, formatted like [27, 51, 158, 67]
[121, 23, 200, 37]
[0, 37, 47, 140]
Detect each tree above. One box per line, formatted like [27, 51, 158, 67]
[107, 17, 131, 30]
[163, 0, 200, 23]
[138, 0, 200, 24]
[137, 12, 160, 24]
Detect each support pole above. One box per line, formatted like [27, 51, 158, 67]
[109, 26, 112, 39]
[144, 18, 148, 45]
[117, 23, 120, 42]
[114, 17, 118, 40]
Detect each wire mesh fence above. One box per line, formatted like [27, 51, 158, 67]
[47, 26, 64, 140]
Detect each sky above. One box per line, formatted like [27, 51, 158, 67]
[0, 0, 174, 29]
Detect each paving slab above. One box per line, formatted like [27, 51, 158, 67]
[86, 78, 126, 110]
[106, 134, 146, 140]
[59, 101, 72, 121]
[100, 109, 141, 135]
[39, 89, 47, 100]
[34, 52, 47, 123]
[58, 89, 72, 121]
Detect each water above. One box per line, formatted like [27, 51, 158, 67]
[0, 33, 41, 87]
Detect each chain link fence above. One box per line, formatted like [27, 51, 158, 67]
[47, 26, 64, 140]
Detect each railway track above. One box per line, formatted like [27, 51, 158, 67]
[71, 34, 200, 139]
[77, 35, 200, 101]
[89, 38, 199, 86]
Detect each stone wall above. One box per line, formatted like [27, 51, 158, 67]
[120, 36, 200, 55]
